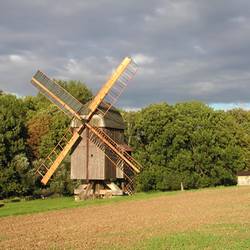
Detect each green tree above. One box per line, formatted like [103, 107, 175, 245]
[0, 94, 27, 167]
[0, 94, 31, 197]
[131, 102, 246, 191]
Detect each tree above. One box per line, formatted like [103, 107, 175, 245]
[0, 94, 31, 198]
[0, 94, 27, 167]
[130, 102, 246, 191]
[0, 154, 34, 197]
[26, 112, 52, 159]
[56, 80, 93, 104]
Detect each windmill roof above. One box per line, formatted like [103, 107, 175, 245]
[71, 102, 125, 130]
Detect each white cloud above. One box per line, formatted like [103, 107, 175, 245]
[64, 59, 81, 75]
[193, 45, 207, 55]
[9, 54, 25, 63]
[155, 8, 166, 16]
[145, 1, 198, 28]
[132, 54, 155, 65]
[123, 107, 141, 112]
[105, 56, 117, 65]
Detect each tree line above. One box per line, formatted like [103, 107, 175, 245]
[0, 81, 92, 198]
[125, 103, 250, 191]
[0, 81, 250, 198]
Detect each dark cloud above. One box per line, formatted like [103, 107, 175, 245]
[1, 0, 250, 107]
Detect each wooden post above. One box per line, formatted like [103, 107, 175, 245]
[86, 128, 89, 181]
[181, 182, 184, 191]
[95, 182, 100, 198]
[83, 182, 93, 200]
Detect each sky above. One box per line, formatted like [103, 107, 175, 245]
[1, 0, 250, 109]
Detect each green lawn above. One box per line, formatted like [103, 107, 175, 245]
[135, 223, 250, 250]
[0, 191, 178, 217]
[0, 186, 237, 218]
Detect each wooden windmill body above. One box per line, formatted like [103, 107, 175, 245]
[31, 57, 141, 199]
[71, 105, 127, 180]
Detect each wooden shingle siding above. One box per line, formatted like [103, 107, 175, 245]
[71, 133, 86, 179]
[71, 108, 128, 180]
[88, 138, 105, 179]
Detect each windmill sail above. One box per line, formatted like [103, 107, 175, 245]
[31, 70, 83, 120]
[36, 126, 83, 185]
[98, 58, 138, 118]
[86, 57, 138, 120]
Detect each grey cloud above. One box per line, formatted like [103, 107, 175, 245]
[1, 0, 250, 107]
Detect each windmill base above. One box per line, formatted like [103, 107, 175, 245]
[74, 181, 126, 200]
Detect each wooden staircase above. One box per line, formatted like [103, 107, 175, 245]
[86, 123, 141, 194]
[124, 178, 135, 195]
[86, 123, 141, 173]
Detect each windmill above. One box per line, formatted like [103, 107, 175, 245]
[31, 57, 142, 199]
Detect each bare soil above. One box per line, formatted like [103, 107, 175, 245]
[1, 186, 250, 249]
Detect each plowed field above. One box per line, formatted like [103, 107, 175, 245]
[1, 187, 250, 249]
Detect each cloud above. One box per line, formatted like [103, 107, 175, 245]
[1, 0, 250, 108]
[132, 54, 155, 65]
[9, 54, 25, 63]
[210, 102, 250, 111]
[193, 45, 207, 55]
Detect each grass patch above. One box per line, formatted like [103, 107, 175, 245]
[0, 190, 179, 218]
[135, 223, 250, 250]
[0, 185, 240, 218]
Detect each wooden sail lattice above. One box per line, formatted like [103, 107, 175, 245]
[96, 59, 138, 118]
[36, 126, 82, 185]
[31, 70, 84, 120]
